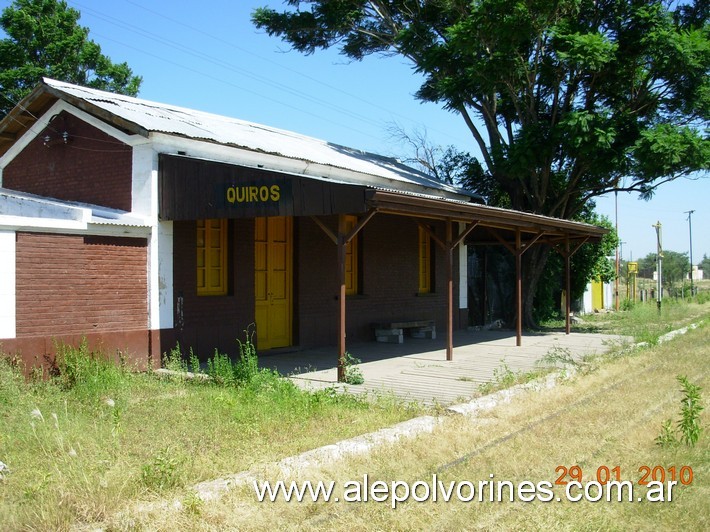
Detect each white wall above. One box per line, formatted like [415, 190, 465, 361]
[459, 223, 468, 311]
[0, 231, 16, 338]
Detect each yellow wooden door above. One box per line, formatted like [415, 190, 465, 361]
[255, 217, 292, 349]
[591, 280, 604, 310]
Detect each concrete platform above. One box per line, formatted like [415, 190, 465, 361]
[259, 329, 631, 406]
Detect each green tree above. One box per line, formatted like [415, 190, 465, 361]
[699, 253, 710, 275]
[534, 210, 617, 321]
[639, 250, 690, 295]
[662, 250, 691, 295]
[254, 0, 710, 325]
[638, 254, 658, 279]
[0, 0, 142, 118]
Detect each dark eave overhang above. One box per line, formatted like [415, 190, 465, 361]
[366, 189, 607, 243]
[0, 80, 148, 158]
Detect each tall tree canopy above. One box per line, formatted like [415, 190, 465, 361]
[0, 0, 142, 118]
[638, 250, 690, 294]
[254, 0, 709, 324]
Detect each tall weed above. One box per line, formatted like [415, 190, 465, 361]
[53, 339, 128, 398]
[235, 325, 259, 384]
[207, 350, 235, 386]
[162, 343, 188, 373]
[656, 375, 704, 448]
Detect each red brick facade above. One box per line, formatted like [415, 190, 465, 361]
[1, 110, 466, 370]
[2, 111, 133, 211]
[172, 219, 256, 356]
[171, 214, 460, 357]
[7, 233, 150, 371]
[15, 233, 148, 336]
[297, 214, 455, 347]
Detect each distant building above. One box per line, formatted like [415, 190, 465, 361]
[689, 265, 704, 281]
[581, 279, 613, 313]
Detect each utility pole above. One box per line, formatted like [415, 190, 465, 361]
[615, 191, 620, 311]
[619, 241, 626, 301]
[653, 222, 663, 313]
[685, 210, 695, 296]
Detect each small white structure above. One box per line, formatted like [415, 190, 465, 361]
[581, 279, 614, 313]
[689, 266, 704, 281]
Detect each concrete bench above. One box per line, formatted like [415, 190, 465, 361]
[373, 320, 436, 343]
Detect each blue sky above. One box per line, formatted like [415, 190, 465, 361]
[2, 0, 708, 263]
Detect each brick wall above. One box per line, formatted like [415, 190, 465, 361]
[172, 219, 255, 358]
[15, 233, 148, 336]
[171, 214, 462, 355]
[3, 111, 133, 211]
[297, 214, 455, 347]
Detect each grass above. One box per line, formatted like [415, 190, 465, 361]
[150, 319, 710, 531]
[476, 359, 542, 396]
[542, 298, 710, 344]
[0, 341, 425, 529]
[2, 302, 709, 529]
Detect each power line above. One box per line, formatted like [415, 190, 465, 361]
[114, 0, 471, 146]
[68, 1, 386, 131]
[89, 31, 380, 142]
[66, 0, 474, 149]
[685, 210, 695, 295]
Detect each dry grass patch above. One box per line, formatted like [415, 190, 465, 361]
[0, 344, 426, 530]
[561, 299, 710, 343]
[145, 322, 710, 531]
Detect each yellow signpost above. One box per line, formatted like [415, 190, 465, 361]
[627, 261, 638, 302]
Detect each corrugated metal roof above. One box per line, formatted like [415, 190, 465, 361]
[0, 188, 151, 228]
[42, 78, 480, 202]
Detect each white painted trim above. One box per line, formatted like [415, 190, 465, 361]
[132, 144, 158, 218]
[0, 189, 150, 236]
[0, 231, 16, 339]
[0, 101, 147, 177]
[458, 223, 468, 310]
[149, 221, 173, 330]
[0, 215, 87, 232]
[0, 222, 151, 238]
[149, 134, 471, 202]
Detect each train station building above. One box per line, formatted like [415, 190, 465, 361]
[0, 79, 606, 378]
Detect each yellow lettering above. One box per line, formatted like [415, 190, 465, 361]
[236, 187, 246, 202]
[227, 184, 282, 205]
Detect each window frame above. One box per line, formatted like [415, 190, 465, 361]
[196, 218, 228, 296]
[418, 226, 433, 294]
[342, 215, 359, 296]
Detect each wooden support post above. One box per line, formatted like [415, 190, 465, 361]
[311, 213, 377, 383]
[552, 236, 588, 337]
[565, 236, 571, 335]
[446, 219, 454, 361]
[337, 220, 347, 382]
[515, 229, 522, 347]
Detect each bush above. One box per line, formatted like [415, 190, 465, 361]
[343, 352, 364, 385]
[162, 343, 188, 373]
[234, 326, 259, 384]
[141, 447, 184, 491]
[53, 338, 127, 396]
[695, 290, 710, 304]
[205, 325, 262, 387]
[656, 375, 704, 448]
[207, 350, 235, 386]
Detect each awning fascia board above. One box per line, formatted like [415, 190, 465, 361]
[367, 190, 607, 241]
